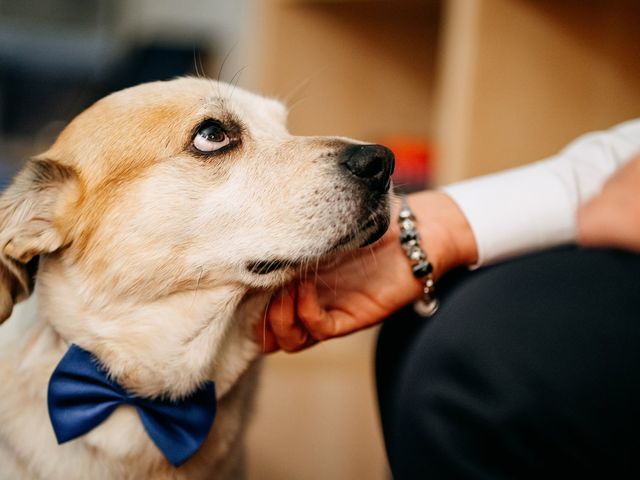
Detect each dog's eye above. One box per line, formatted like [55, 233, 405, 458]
[193, 122, 231, 153]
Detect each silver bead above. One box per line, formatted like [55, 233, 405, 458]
[398, 207, 414, 220]
[401, 219, 415, 231]
[409, 246, 425, 261]
[414, 298, 439, 317]
[403, 239, 418, 249]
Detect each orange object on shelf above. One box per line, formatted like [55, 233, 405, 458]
[378, 136, 435, 193]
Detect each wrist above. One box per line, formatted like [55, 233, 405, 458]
[379, 190, 478, 307]
[405, 190, 478, 278]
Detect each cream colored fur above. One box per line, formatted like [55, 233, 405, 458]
[0, 78, 390, 479]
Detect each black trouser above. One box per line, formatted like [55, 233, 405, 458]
[376, 247, 640, 479]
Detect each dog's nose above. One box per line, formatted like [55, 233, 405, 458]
[340, 144, 395, 193]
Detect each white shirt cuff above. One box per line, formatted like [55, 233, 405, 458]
[442, 162, 576, 266]
[440, 118, 640, 267]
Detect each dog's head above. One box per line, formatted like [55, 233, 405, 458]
[0, 78, 393, 396]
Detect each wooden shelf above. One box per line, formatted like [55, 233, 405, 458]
[248, 0, 442, 144]
[436, 0, 640, 183]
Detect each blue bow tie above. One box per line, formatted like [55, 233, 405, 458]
[47, 344, 217, 467]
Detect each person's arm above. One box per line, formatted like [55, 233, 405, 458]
[443, 119, 640, 266]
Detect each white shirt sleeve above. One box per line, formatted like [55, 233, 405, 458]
[441, 118, 640, 266]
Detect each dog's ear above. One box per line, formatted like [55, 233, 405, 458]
[0, 158, 80, 322]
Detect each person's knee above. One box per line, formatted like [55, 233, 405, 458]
[383, 309, 535, 479]
[378, 247, 640, 477]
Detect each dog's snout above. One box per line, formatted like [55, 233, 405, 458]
[340, 144, 395, 193]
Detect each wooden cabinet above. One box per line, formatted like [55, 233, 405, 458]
[437, 0, 640, 182]
[247, 0, 441, 145]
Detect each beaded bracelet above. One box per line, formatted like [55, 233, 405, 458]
[398, 195, 439, 317]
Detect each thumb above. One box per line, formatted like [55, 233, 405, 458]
[577, 197, 640, 251]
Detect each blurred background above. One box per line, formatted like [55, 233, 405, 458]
[1, 0, 640, 478]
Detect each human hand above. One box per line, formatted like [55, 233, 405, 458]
[577, 155, 640, 252]
[257, 191, 478, 353]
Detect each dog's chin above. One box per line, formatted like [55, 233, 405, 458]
[332, 209, 391, 251]
[245, 209, 391, 281]
[357, 213, 390, 247]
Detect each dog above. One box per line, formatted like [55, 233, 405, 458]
[0, 77, 393, 479]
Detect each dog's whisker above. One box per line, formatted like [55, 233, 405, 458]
[279, 285, 286, 328]
[315, 273, 333, 293]
[313, 257, 320, 286]
[304, 257, 312, 282]
[190, 266, 204, 309]
[281, 74, 314, 105]
[262, 292, 274, 353]
[214, 42, 239, 99]
[367, 246, 379, 271]
[217, 44, 235, 83]
[280, 65, 329, 106]
[198, 50, 209, 80]
[286, 95, 314, 116]
[193, 46, 209, 81]
[192, 48, 201, 79]
[390, 182, 410, 191]
[230, 65, 249, 96]
[333, 271, 340, 301]
[355, 250, 369, 278]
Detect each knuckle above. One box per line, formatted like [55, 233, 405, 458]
[279, 329, 309, 352]
[281, 339, 306, 353]
[309, 325, 332, 341]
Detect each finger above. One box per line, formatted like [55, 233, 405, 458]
[296, 281, 356, 341]
[579, 201, 640, 251]
[268, 286, 312, 352]
[256, 314, 280, 353]
[578, 198, 627, 247]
